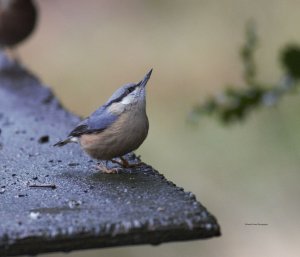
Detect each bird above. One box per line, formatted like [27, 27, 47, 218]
[54, 69, 152, 173]
[0, 0, 37, 54]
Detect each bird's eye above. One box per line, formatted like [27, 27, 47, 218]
[127, 87, 135, 93]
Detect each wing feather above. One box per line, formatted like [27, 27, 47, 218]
[69, 106, 118, 137]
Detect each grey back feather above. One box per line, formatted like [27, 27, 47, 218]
[69, 106, 118, 136]
[68, 83, 136, 137]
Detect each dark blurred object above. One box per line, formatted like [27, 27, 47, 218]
[0, 0, 37, 48]
[281, 45, 300, 79]
[190, 21, 300, 125]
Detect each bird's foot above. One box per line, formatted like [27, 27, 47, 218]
[111, 156, 144, 168]
[96, 162, 120, 174]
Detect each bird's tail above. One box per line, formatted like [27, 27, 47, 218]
[53, 137, 75, 147]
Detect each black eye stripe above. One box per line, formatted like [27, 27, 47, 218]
[106, 86, 136, 107]
[127, 87, 135, 93]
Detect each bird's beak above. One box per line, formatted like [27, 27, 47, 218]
[138, 68, 153, 88]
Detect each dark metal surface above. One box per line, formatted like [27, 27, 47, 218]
[0, 53, 220, 256]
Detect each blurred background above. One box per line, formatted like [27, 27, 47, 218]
[18, 0, 300, 256]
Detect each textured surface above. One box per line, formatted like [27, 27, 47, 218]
[0, 53, 220, 256]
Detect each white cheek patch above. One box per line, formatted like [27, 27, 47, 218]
[108, 102, 125, 114]
[121, 93, 135, 104]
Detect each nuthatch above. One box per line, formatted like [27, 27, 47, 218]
[0, 0, 37, 48]
[54, 69, 152, 173]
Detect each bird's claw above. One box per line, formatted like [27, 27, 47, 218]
[95, 163, 121, 174]
[111, 156, 144, 168]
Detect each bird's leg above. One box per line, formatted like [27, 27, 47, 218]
[119, 156, 130, 167]
[96, 160, 120, 174]
[111, 156, 143, 168]
[110, 158, 124, 166]
[121, 156, 144, 167]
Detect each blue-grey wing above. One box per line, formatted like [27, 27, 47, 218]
[69, 106, 118, 136]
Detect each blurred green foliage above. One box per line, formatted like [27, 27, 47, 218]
[191, 22, 300, 124]
[281, 45, 300, 79]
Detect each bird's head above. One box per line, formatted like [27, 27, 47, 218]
[106, 69, 152, 114]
